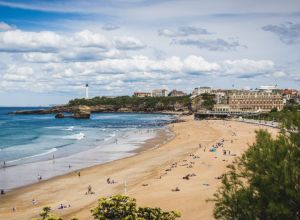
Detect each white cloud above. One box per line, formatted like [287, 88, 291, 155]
[0, 30, 62, 52]
[23, 53, 60, 63]
[2, 65, 34, 81]
[272, 71, 286, 78]
[0, 29, 142, 56]
[0, 51, 282, 93]
[173, 38, 244, 51]
[158, 26, 210, 37]
[262, 22, 300, 44]
[114, 36, 145, 50]
[221, 59, 274, 75]
[0, 21, 14, 31]
[0, 26, 295, 95]
[72, 30, 110, 48]
[102, 23, 120, 31]
[183, 55, 220, 73]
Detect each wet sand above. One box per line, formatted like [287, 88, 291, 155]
[0, 116, 278, 220]
[0, 127, 168, 190]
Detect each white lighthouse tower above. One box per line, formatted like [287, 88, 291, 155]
[85, 83, 89, 99]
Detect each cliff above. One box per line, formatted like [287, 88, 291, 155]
[10, 96, 192, 115]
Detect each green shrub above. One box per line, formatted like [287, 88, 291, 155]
[91, 195, 181, 220]
[211, 112, 300, 219]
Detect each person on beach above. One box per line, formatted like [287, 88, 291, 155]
[1, 189, 4, 195]
[88, 185, 92, 194]
[37, 175, 42, 181]
[12, 207, 16, 212]
[32, 199, 37, 205]
[78, 171, 81, 177]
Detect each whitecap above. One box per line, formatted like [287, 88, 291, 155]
[64, 126, 74, 131]
[63, 132, 85, 140]
[7, 147, 57, 163]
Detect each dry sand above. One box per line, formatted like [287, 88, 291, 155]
[0, 116, 278, 220]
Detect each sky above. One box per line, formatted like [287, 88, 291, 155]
[0, 0, 299, 106]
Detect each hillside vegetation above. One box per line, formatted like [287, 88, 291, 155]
[67, 96, 191, 112]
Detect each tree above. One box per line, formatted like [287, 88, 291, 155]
[32, 206, 63, 220]
[91, 195, 181, 220]
[91, 195, 138, 220]
[200, 93, 216, 110]
[211, 112, 300, 219]
[138, 207, 180, 220]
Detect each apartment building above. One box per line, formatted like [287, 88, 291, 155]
[151, 89, 168, 97]
[228, 91, 284, 112]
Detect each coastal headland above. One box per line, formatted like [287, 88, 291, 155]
[0, 116, 278, 220]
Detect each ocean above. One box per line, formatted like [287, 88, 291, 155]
[0, 107, 175, 190]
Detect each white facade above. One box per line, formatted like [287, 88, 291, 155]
[192, 86, 212, 97]
[212, 91, 226, 104]
[259, 85, 278, 93]
[151, 89, 168, 97]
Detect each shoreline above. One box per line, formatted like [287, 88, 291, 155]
[0, 116, 278, 220]
[0, 124, 174, 191]
[3, 126, 171, 190]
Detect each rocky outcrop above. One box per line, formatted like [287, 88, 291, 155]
[73, 106, 91, 119]
[55, 113, 65, 118]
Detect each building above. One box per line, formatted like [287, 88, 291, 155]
[212, 90, 227, 104]
[282, 89, 298, 99]
[192, 86, 212, 97]
[259, 85, 278, 93]
[85, 84, 89, 99]
[228, 91, 284, 112]
[133, 92, 152, 97]
[151, 89, 168, 97]
[169, 89, 187, 97]
[213, 104, 231, 112]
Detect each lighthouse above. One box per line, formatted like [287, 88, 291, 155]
[85, 83, 89, 99]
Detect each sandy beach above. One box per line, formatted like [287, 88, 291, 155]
[0, 116, 278, 220]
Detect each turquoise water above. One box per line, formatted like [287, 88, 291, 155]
[0, 107, 175, 189]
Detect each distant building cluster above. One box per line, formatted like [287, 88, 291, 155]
[191, 85, 299, 113]
[132, 85, 299, 113]
[133, 89, 187, 97]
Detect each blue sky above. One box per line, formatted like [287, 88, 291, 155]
[0, 0, 299, 106]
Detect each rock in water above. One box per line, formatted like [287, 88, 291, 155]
[73, 105, 91, 119]
[55, 113, 65, 118]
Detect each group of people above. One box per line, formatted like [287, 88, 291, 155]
[106, 177, 116, 184]
[58, 203, 71, 209]
[209, 139, 226, 152]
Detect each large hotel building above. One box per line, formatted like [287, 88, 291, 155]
[228, 91, 284, 112]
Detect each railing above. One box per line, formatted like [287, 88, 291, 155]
[231, 118, 279, 128]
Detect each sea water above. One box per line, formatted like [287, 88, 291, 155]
[0, 107, 175, 190]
